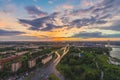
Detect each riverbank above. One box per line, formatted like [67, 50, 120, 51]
[108, 45, 120, 65]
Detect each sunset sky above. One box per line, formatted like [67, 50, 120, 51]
[0, 0, 120, 41]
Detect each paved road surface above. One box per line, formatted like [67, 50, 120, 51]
[31, 46, 69, 80]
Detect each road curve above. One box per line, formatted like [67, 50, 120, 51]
[31, 46, 69, 80]
[52, 46, 69, 80]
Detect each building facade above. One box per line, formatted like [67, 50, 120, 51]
[42, 55, 52, 64]
[28, 58, 37, 68]
[11, 62, 22, 72]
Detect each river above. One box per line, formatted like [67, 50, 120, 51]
[110, 45, 120, 59]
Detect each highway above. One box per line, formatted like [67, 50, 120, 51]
[31, 45, 69, 80]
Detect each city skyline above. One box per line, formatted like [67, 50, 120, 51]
[0, 0, 120, 41]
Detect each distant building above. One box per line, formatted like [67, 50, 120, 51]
[42, 55, 52, 64]
[16, 51, 28, 56]
[28, 58, 37, 68]
[0, 64, 2, 71]
[107, 40, 110, 47]
[11, 62, 22, 72]
[25, 45, 39, 49]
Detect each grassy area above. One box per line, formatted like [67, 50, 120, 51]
[96, 55, 108, 66]
[57, 53, 100, 80]
[57, 47, 120, 80]
[48, 74, 59, 80]
[96, 55, 120, 80]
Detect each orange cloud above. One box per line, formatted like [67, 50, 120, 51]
[51, 37, 120, 41]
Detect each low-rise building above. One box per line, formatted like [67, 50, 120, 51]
[11, 62, 22, 72]
[16, 51, 28, 56]
[42, 55, 52, 64]
[28, 58, 37, 68]
[0, 55, 21, 71]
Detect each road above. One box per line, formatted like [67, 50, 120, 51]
[31, 45, 69, 80]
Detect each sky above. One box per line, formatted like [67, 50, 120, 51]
[0, 0, 120, 41]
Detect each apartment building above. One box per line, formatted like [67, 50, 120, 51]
[28, 58, 37, 68]
[11, 62, 22, 72]
[42, 55, 52, 64]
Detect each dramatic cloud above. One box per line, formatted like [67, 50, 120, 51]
[72, 32, 103, 38]
[25, 5, 48, 18]
[102, 20, 120, 31]
[0, 29, 24, 36]
[19, 6, 108, 31]
[80, 0, 103, 8]
[70, 16, 107, 28]
[19, 16, 63, 31]
[20, 0, 118, 29]
[19, 0, 120, 40]
[1, 0, 120, 41]
[72, 31, 120, 38]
